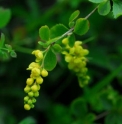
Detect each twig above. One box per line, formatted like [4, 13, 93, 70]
[85, 6, 98, 19]
[95, 111, 110, 121]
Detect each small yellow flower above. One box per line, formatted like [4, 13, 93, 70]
[28, 92, 34, 97]
[36, 76, 43, 84]
[62, 38, 90, 87]
[24, 96, 29, 101]
[24, 86, 31, 93]
[31, 68, 40, 76]
[62, 38, 69, 45]
[32, 50, 43, 60]
[24, 104, 31, 110]
[24, 49, 49, 110]
[26, 78, 34, 85]
[31, 85, 38, 92]
[41, 69, 48, 77]
[34, 91, 39, 97]
[27, 62, 40, 70]
[65, 55, 72, 62]
[75, 41, 82, 46]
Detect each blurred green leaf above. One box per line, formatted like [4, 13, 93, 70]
[0, 33, 5, 48]
[98, 0, 111, 15]
[72, 120, 84, 124]
[70, 0, 83, 8]
[5, 44, 12, 51]
[69, 10, 80, 23]
[47, 104, 72, 124]
[70, 98, 87, 118]
[52, 43, 62, 53]
[44, 47, 57, 71]
[86, 113, 96, 122]
[89, 0, 104, 3]
[67, 34, 75, 47]
[0, 7, 11, 28]
[74, 18, 89, 35]
[19, 116, 36, 124]
[10, 50, 17, 58]
[90, 64, 122, 95]
[39, 25, 50, 41]
[112, 0, 122, 18]
[105, 112, 122, 124]
[69, 21, 75, 28]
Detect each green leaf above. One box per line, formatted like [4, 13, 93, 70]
[47, 37, 60, 45]
[70, 0, 82, 8]
[112, 1, 122, 18]
[74, 18, 89, 35]
[0, 7, 11, 28]
[105, 113, 119, 124]
[5, 44, 12, 51]
[52, 44, 62, 53]
[70, 98, 87, 118]
[44, 48, 57, 71]
[38, 41, 48, 48]
[69, 21, 75, 28]
[89, 0, 104, 3]
[72, 120, 84, 124]
[86, 113, 96, 122]
[10, 50, 17, 58]
[90, 64, 122, 95]
[19, 116, 37, 124]
[50, 24, 68, 38]
[67, 34, 75, 47]
[0, 33, 5, 48]
[98, 0, 111, 15]
[69, 10, 80, 23]
[39, 25, 50, 41]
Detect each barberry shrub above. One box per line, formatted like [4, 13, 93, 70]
[23, 0, 122, 112]
[0, 0, 122, 124]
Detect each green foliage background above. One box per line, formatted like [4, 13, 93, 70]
[0, 0, 122, 124]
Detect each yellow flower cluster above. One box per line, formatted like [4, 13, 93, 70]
[62, 38, 90, 87]
[24, 50, 48, 110]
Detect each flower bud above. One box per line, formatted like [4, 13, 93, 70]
[83, 49, 89, 55]
[32, 68, 40, 76]
[75, 41, 82, 46]
[26, 78, 34, 85]
[24, 96, 29, 101]
[32, 98, 36, 103]
[24, 104, 31, 110]
[35, 51, 43, 60]
[28, 92, 34, 97]
[41, 69, 48, 77]
[27, 62, 40, 70]
[31, 85, 38, 92]
[24, 86, 30, 93]
[34, 91, 39, 97]
[65, 55, 72, 62]
[28, 99, 32, 104]
[36, 76, 43, 84]
[62, 38, 69, 45]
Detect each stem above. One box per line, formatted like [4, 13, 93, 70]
[95, 111, 110, 120]
[0, 48, 8, 51]
[47, 28, 74, 45]
[48, 6, 98, 45]
[14, 46, 33, 54]
[60, 28, 74, 38]
[85, 5, 98, 19]
[40, 45, 51, 68]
